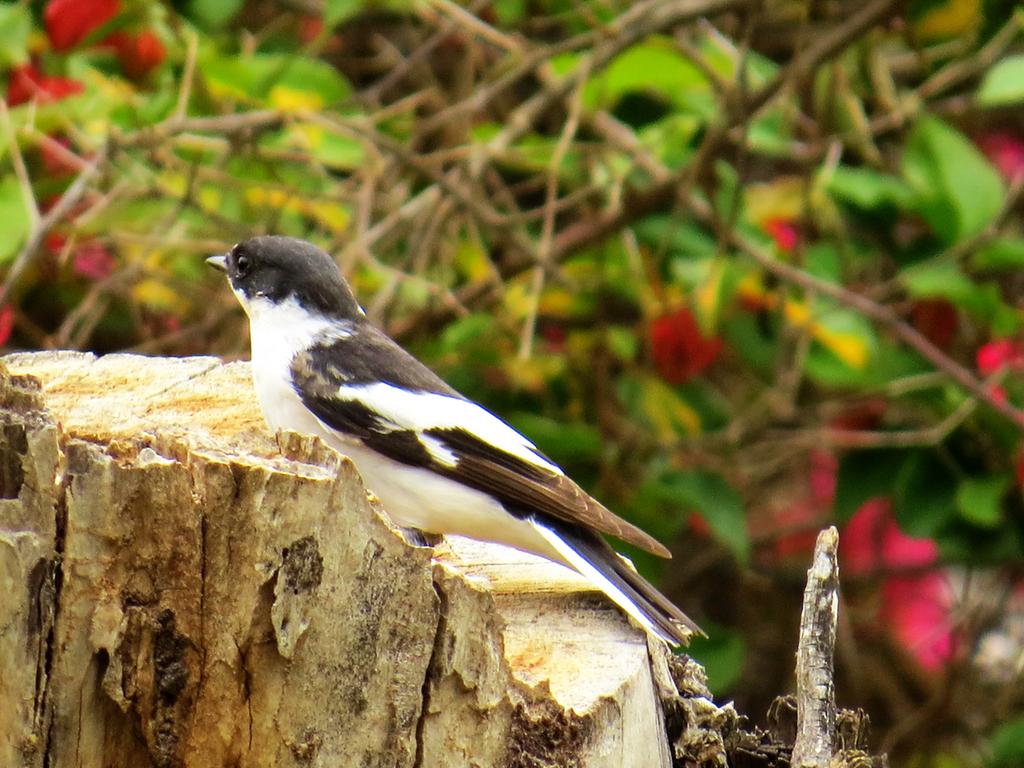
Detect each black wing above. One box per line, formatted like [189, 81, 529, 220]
[290, 326, 671, 557]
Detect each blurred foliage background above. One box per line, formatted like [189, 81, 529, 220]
[2, 0, 1024, 764]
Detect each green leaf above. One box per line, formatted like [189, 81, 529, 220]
[201, 52, 352, 107]
[747, 109, 793, 156]
[901, 115, 1005, 244]
[185, 0, 244, 28]
[0, 3, 30, 68]
[893, 452, 957, 538]
[686, 623, 746, 694]
[640, 469, 749, 564]
[834, 450, 907, 522]
[955, 474, 1009, 528]
[0, 175, 29, 264]
[262, 124, 365, 171]
[805, 242, 842, 283]
[978, 55, 1024, 107]
[583, 37, 712, 114]
[828, 166, 914, 210]
[973, 238, 1024, 270]
[902, 262, 975, 297]
[493, 0, 527, 24]
[325, 0, 362, 25]
[988, 716, 1024, 768]
[900, 262, 1004, 320]
[506, 413, 602, 467]
[723, 312, 776, 374]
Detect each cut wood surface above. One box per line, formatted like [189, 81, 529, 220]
[0, 351, 725, 768]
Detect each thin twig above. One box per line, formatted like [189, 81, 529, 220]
[0, 101, 41, 231]
[518, 71, 586, 359]
[0, 143, 109, 308]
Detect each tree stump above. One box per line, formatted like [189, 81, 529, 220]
[0, 351, 727, 768]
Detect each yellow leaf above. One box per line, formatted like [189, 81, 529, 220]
[694, 258, 726, 334]
[158, 172, 187, 198]
[504, 356, 565, 393]
[245, 186, 299, 213]
[454, 241, 492, 282]
[198, 185, 222, 213]
[783, 298, 811, 327]
[913, 0, 982, 42]
[736, 272, 778, 309]
[269, 85, 323, 112]
[783, 298, 870, 369]
[503, 281, 533, 319]
[132, 279, 186, 313]
[308, 201, 349, 232]
[287, 123, 325, 150]
[814, 325, 870, 369]
[538, 287, 577, 318]
[745, 176, 805, 227]
[643, 376, 701, 440]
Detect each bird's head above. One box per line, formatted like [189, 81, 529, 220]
[207, 236, 364, 320]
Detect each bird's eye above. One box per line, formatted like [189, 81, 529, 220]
[235, 253, 251, 276]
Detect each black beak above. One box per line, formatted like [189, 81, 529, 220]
[206, 254, 228, 273]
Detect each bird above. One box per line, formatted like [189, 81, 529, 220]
[207, 235, 700, 644]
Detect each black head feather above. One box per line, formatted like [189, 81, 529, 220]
[218, 236, 363, 320]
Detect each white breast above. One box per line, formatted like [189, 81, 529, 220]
[240, 293, 561, 562]
[242, 294, 350, 434]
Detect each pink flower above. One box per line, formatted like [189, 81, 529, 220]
[977, 339, 1024, 376]
[882, 574, 957, 671]
[842, 498, 938, 575]
[809, 449, 837, 506]
[73, 241, 115, 281]
[763, 218, 800, 253]
[0, 305, 13, 347]
[841, 499, 957, 670]
[978, 132, 1024, 182]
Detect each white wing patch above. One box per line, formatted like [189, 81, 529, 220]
[531, 521, 671, 643]
[335, 382, 562, 474]
[420, 434, 458, 467]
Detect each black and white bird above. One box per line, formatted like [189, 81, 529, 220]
[208, 235, 700, 644]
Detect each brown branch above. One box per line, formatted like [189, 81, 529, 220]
[791, 527, 840, 768]
[693, 192, 1024, 429]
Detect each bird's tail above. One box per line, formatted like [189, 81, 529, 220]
[530, 519, 702, 645]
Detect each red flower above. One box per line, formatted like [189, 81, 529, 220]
[829, 399, 887, 432]
[841, 499, 957, 671]
[540, 323, 566, 353]
[649, 308, 723, 384]
[72, 241, 115, 281]
[688, 512, 711, 538]
[298, 16, 324, 43]
[0, 305, 13, 347]
[45, 233, 68, 256]
[881, 573, 957, 672]
[978, 132, 1024, 183]
[842, 498, 939, 576]
[911, 299, 958, 351]
[105, 30, 166, 79]
[45, 0, 120, 51]
[763, 218, 800, 253]
[6, 64, 83, 106]
[976, 338, 1024, 376]
[40, 135, 85, 176]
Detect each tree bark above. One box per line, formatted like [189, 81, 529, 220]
[0, 351, 721, 768]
